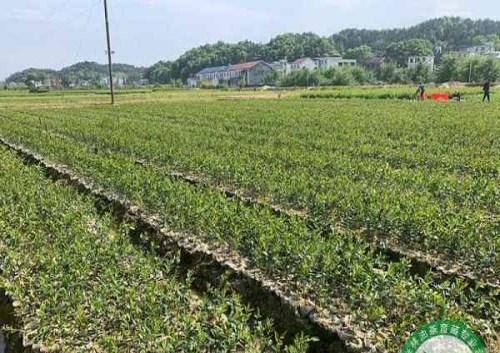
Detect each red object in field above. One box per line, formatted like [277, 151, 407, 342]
[432, 93, 448, 102]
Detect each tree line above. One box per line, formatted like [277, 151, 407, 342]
[5, 62, 145, 88]
[264, 55, 500, 87]
[145, 17, 500, 85]
[5, 17, 500, 87]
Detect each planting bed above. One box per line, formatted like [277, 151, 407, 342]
[0, 90, 498, 352]
[0, 146, 309, 353]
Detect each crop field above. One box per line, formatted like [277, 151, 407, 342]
[0, 88, 498, 353]
[0, 145, 312, 353]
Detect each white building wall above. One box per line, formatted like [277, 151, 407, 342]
[291, 58, 317, 71]
[314, 57, 356, 70]
[408, 56, 435, 71]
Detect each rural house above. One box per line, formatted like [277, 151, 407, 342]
[365, 56, 385, 70]
[459, 43, 495, 56]
[195, 65, 230, 86]
[194, 61, 273, 87]
[313, 57, 357, 70]
[228, 61, 274, 86]
[192, 56, 357, 87]
[290, 57, 317, 71]
[407, 56, 435, 71]
[271, 60, 292, 75]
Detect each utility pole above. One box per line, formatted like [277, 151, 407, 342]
[103, 0, 115, 104]
[468, 62, 473, 83]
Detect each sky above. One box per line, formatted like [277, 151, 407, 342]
[1, 0, 499, 80]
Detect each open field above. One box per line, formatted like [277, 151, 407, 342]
[0, 88, 498, 353]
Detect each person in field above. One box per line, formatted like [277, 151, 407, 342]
[416, 83, 426, 101]
[483, 80, 491, 102]
[450, 91, 462, 102]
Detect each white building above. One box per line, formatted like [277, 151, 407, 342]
[195, 65, 229, 86]
[290, 57, 317, 71]
[271, 60, 292, 75]
[101, 75, 126, 88]
[460, 44, 495, 56]
[408, 56, 435, 71]
[314, 57, 357, 70]
[194, 61, 273, 87]
[290, 57, 356, 72]
[187, 77, 198, 88]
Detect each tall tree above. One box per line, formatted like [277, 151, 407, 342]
[385, 39, 434, 66]
[344, 45, 373, 65]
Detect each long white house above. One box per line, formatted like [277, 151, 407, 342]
[194, 61, 273, 87]
[408, 56, 435, 71]
[191, 56, 358, 87]
[313, 57, 357, 69]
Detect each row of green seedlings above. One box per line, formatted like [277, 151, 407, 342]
[6, 112, 496, 293]
[9, 104, 497, 285]
[0, 114, 496, 348]
[0, 116, 496, 349]
[0, 140, 348, 353]
[0, 146, 312, 353]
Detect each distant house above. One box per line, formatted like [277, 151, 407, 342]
[459, 43, 495, 56]
[194, 61, 273, 87]
[101, 74, 127, 88]
[291, 58, 316, 71]
[289, 57, 356, 72]
[271, 60, 291, 75]
[187, 77, 198, 88]
[313, 57, 357, 70]
[195, 66, 229, 86]
[365, 57, 385, 71]
[408, 56, 435, 71]
[228, 61, 273, 87]
[31, 80, 44, 88]
[80, 80, 92, 88]
[45, 78, 61, 89]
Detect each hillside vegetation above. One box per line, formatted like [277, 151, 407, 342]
[5, 17, 500, 85]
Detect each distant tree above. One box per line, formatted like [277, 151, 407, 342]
[350, 66, 374, 84]
[385, 39, 434, 66]
[263, 71, 280, 86]
[169, 41, 264, 81]
[279, 69, 323, 87]
[7, 16, 500, 86]
[264, 33, 337, 62]
[165, 33, 337, 81]
[436, 53, 460, 82]
[145, 61, 173, 84]
[333, 17, 500, 51]
[344, 45, 373, 65]
[406, 63, 434, 83]
[471, 34, 500, 50]
[61, 76, 72, 88]
[436, 55, 500, 83]
[475, 57, 500, 82]
[24, 72, 47, 88]
[375, 63, 407, 83]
